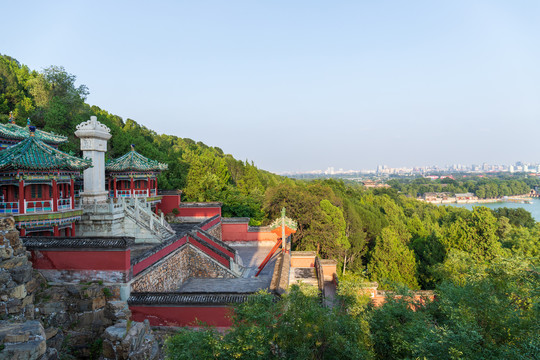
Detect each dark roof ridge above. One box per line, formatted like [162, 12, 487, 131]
[0, 122, 68, 144]
[106, 149, 168, 172]
[0, 136, 92, 171]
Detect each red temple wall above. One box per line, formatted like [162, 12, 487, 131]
[130, 306, 233, 327]
[158, 194, 181, 214]
[178, 207, 221, 218]
[30, 249, 131, 271]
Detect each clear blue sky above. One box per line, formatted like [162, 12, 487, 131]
[3, 1, 540, 173]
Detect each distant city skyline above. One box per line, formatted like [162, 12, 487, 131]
[2, 1, 540, 173]
[281, 160, 540, 176]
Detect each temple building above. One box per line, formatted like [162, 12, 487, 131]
[0, 126, 91, 236]
[3, 114, 308, 329]
[106, 145, 167, 208]
[0, 112, 67, 150]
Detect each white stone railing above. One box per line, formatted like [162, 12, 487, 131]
[123, 198, 174, 240]
[83, 198, 125, 214]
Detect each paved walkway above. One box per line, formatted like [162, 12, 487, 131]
[177, 244, 280, 293]
[323, 280, 338, 308]
[289, 267, 318, 287]
[178, 278, 271, 293]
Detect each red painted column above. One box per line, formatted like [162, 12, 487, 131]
[52, 179, 58, 212]
[53, 225, 59, 237]
[155, 177, 158, 194]
[130, 177, 134, 197]
[147, 177, 150, 196]
[113, 178, 117, 198]
[18, 179, 24, 214]
[20, 228, 26, 236]
[70, 178, 75, 209]
[71, 223, 76, 236]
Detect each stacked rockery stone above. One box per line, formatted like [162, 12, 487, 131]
[0, 218, 39, 320]
[0, 217, 49, 359]
[33, 283, 126, 358]
[0, 217, 161, 359]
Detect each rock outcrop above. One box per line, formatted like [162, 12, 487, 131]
[102, 319, 159, 360]
[0, 217, 40, 321]
[0, 217, 161, 359]
[0, 320, 47, 360]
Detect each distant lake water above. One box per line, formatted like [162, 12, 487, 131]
[442, 198, 540, 221]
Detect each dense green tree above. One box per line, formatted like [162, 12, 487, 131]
[367, 226, 419, 290]
[411, 233, 446, 289]
[317, 199, 350, 261]
[442, 206, 505, 262]
[182, 149, 231, 201]
[493, 207, 536, 228]
[501, 225, 540, 258]
[165, 285, 371, 360]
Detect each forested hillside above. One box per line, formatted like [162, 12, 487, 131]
[0, 54, 285, 223]
[3, 54, 539, 358]
[2, 54, 539, 289]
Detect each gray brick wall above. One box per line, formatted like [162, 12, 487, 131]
[207, 223, 222, 240]
[131, 245, 233, 292]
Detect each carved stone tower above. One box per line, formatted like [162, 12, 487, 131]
[75, 116, 111, 203]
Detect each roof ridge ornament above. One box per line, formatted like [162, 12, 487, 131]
[0, 114, 68, 144]
[75, 115, 111, 134]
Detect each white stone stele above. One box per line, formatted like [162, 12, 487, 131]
[75, 116, 112, 204]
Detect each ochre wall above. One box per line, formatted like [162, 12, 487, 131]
[222, 223, 279, 242]
[290, 257, 316, 268]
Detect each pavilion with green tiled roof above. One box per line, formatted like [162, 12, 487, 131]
[0, 136, 91, 171]
[0, 113, 68, 150]
[0, 126, 91, 237]
[106, 145, 167, 200]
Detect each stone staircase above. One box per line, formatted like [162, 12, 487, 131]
[122, 198, 175, 241]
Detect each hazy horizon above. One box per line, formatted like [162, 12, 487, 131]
[3, 1, 539, 173]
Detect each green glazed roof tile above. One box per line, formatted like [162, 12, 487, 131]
[0, 122, 68, 144]
[106, 149, 168, 172]
[0, 136, 92, 171]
